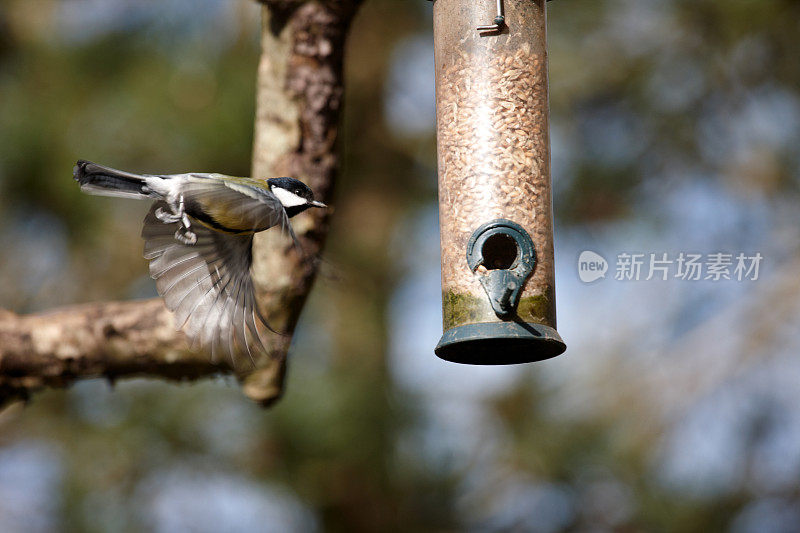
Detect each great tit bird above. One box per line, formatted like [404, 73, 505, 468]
[73, 160, 326, 366]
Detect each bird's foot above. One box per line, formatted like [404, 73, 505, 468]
[157, 194, 189, 222]
[158, 195, 195, 245]
[155, 204, 185, 224]
[174, 226, 197, 245]
[155, 207, 181, 223]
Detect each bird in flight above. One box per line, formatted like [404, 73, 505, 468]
[74, 160, 326, 367]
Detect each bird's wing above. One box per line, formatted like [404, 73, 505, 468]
[179, 174, 298, 244]
[142, 201, 276, 367]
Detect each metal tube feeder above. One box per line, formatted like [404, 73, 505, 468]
[433, 0, 566, 364]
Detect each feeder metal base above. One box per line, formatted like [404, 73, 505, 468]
[435, 322, 565, 365]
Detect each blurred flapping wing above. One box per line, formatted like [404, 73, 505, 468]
[142, 201, 276, 366]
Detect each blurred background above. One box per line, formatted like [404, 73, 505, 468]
[1, 0, 800, 531]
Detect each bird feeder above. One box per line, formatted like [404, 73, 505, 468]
[432, 0, 566, 364]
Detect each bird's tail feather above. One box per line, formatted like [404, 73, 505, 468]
[73, 160, 154, 199]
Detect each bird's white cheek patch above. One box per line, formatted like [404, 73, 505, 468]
[272, 187, 307, 208]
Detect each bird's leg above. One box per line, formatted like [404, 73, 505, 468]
[178, 195, 192, 231]
[174, 195, 197, 244]
[157, 195, 197, 245]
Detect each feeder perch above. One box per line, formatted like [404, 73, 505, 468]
[432, 0, 566, 364]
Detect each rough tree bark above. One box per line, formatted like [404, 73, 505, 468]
[0, 0, 361, 409]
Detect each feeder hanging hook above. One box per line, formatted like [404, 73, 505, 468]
[476, 0, 556, 35]
[477, 0, 505, 33]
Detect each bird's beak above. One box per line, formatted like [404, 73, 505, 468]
[310, 200, 327, 208]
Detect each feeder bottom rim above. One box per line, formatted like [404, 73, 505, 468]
[435, 321, 566, 365]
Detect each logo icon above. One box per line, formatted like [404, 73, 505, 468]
[578, 251, 608, 283]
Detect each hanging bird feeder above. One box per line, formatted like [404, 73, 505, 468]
[431, 0, 566, 364]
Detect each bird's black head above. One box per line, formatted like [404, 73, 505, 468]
[267, 177, 326, 218]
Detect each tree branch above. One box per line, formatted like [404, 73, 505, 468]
[0, 300, 225, 406]
[246, 0, 361, 403]
[0, 0, 361, 409]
